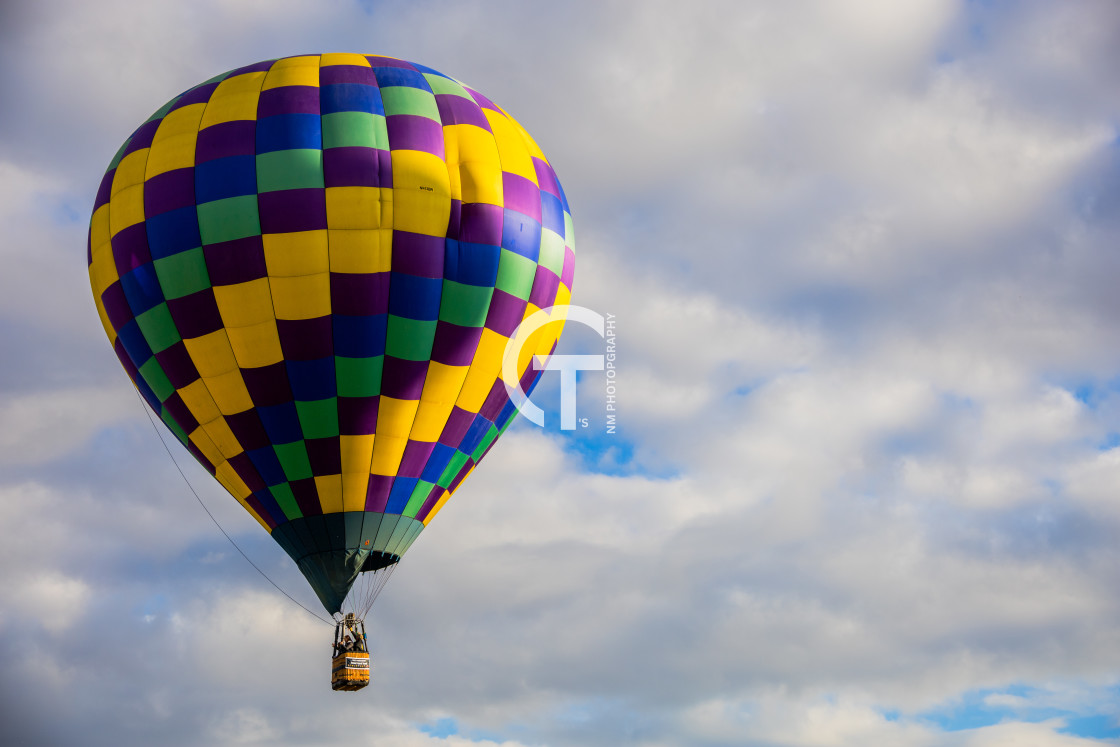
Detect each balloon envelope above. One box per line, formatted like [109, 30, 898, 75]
[87, 54, 574, 614]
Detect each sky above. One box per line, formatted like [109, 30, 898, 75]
[2, 0, 1120, 744]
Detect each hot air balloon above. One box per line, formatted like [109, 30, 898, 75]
[87, 54, 574, 689]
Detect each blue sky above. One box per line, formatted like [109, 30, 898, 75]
[2, 0, 1120, 745]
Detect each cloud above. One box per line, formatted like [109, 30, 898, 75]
[0, 570, 91, 634]
[2, 1, 1120, 746]
[0, 386, 138, 465]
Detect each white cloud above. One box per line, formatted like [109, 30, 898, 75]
[2, 1, 1120, 746]
[0, 571, 92, 634]
[1066, 447, 1120, 521]
[209, 708, 282, 745]
[950, 720, 1107, 747]
[0, 386, 138, 465]
[673, 693, 1117, 747]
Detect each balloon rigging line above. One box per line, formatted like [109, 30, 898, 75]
[344, 558, 397, 618]
[135, 391, 333, 626]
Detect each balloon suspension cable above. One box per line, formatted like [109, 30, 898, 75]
[342, 560, 399, 620]
[136, 391, 333, 626]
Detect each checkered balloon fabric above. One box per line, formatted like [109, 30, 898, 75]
[88, 55, 575, 614]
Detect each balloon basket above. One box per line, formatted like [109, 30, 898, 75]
[331, 651, 371, 691]
[331, 613, 371, 691]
